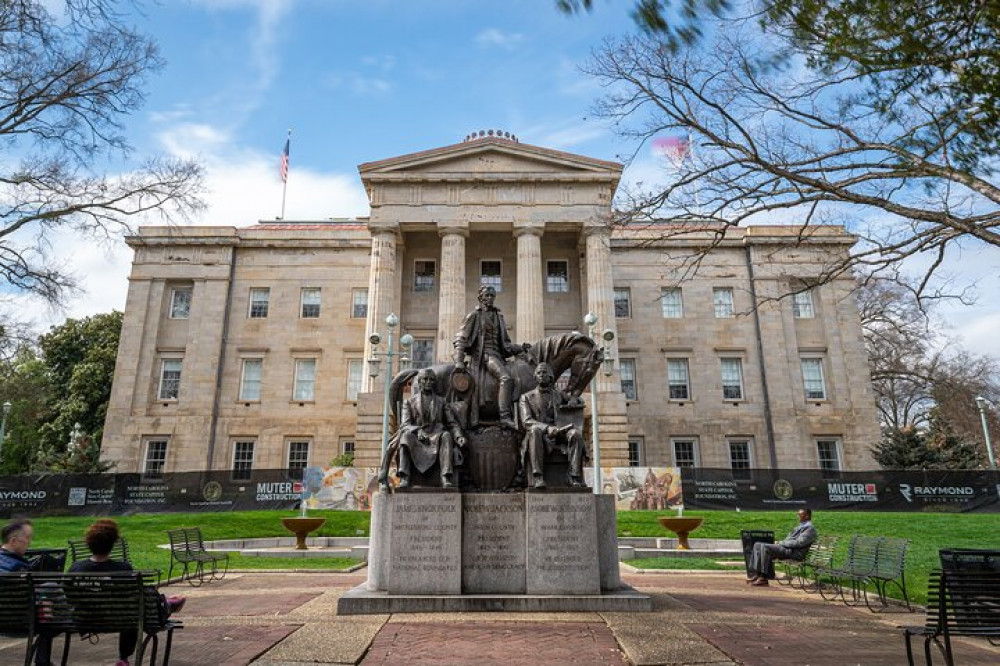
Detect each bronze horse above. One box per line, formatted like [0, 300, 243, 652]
[387, 332, 603, 428]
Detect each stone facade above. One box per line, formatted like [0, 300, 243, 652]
[101, 136, 880, 476]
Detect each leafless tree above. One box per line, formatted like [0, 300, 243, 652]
[855, 276, 1000, 443]
[585, 25, 999, 303]
[0, 1, 203, 304]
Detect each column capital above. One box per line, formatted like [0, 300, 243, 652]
[581, 223, 611, 239]
[437, 222, 469, 238]
[512, 223, 544, 239]
[368, 222, 400, 237]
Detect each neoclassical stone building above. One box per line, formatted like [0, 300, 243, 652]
[101, 135, 879, 478]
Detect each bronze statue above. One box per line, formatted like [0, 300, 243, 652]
[517, 362, 587, 489]
[393, 368, 467, 489]
[453, 285, 531, 429]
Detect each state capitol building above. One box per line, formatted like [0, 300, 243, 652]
[100, 134, 880, 480]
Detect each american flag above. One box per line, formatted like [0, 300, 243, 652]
[280, 135, 290, 183]
[653, 135, 691, 168]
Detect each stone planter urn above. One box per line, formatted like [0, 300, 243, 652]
[281, 517, 326, 550]
[657, 516, 704, 550]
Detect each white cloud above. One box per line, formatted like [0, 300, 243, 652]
[191, 0, 294, 121]
[475, 28, 523, 49]
[11, 120, 370, 334]
[323, 72, 392, 96]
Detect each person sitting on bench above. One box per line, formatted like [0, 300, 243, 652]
[69, 520, 185, 666]
[747, 508, 817, 587]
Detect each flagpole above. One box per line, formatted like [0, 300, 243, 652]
[280, 128, 291, 220]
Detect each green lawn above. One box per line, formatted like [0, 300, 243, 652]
[27, 510, 369, 574]
[23, 508, 1000, 604]
[619, 509, 1000, 605]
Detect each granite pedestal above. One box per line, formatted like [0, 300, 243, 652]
[339, 491, 651, 614]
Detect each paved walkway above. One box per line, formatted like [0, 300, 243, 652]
[2, 568, 999, 665]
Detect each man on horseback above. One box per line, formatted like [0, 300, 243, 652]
[453, 285, 531, 430]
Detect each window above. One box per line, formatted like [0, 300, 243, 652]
[713, 287, 734, 318]
[341, 439, 355, 455]
[300, 288, 321, 318]
[249, 288, 270, 318]
[158, 359, 182, 400]
[546, 261, 569, 293]
[672, 439, 699, 467]
[721, 358, 744, 400]
[169, 288, 191, 319]
[143, 440, 168, 479]
[816, 438, 841, 473]
[628, 438, 644, 467]
[480, 260, 502, 292]
[239, 359, 262, 401]
[613, 288, 631, 318]
[410, 339, 434, 369]
[793, 290, 815, 319]
[801, 358, 827, 400]
[347, 359, 364, 401]
[661, 287, 683, 318]
[293, 358, 317, 401]
[729, 439, 752, 480]
[620, 358, 637, 400]
[232, 440, 255, 481]
[667, 359, 690, 400]
[287, 440, 310, 479]
[351, 288, 368, 319]
[414, 260, 436, 292]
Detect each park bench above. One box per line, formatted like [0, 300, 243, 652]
[817, 534, 879, 605]
[0, 571, 182, 666]
[24, 547, 68, 572]
[866, 536, 912, 612]
[166, 527, 229, 586]
[775, 534, 838, 592]
[67, 536, 131, 567]
[815, 534, 912, 611]
[902, 569, 1000, 665]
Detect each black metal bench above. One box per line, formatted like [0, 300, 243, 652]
[0, 571, 182, 666]
[67, 537, 131, 566]
[166, 527, 229, 586]
[903, 569, 1000, 665]
[776, 534, 838, 592]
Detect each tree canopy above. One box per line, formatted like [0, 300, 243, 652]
[583, 1, 999, 300]
[0, 1, 202, 303]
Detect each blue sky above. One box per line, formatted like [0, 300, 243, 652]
[16, 0, 1000, 362]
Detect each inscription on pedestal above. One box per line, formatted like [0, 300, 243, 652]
[525, 493, 600, 594]
[388, 493, 462, 594]
[462, 493, 526, 594]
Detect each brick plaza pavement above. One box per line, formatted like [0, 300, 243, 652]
[2, 568, 999, 665]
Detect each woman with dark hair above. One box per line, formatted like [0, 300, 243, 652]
[69, 520, 185, 666]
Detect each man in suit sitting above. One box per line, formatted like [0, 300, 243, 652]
[517, 362, 587, 489]
[397, 368, 467, 489]
[748, 508, 818, 586]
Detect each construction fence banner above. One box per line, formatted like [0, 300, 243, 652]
[680, 468, 1000, 513]
[2, 467, 999, 517]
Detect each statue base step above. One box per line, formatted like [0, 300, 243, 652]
[336, 584, 652, 614]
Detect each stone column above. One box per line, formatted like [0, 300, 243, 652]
[436, 224, 469, 362]
[583, 225, 618, 392]
[514, 224, 545, 343]
[363, 227, 399, 391]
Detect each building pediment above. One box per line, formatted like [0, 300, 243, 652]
[358, 137, 622, 184]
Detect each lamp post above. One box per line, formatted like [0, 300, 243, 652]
[975, 396, 997, 470]
[0, 401, 10, 460]
[583, 312, 615, 494]
[368, 313, 413, 459]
